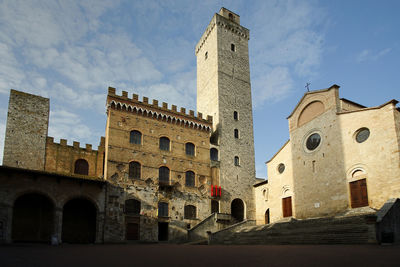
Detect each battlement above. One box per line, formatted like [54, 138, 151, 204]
[107, 87, 213, 131]
[46, 136, 105, 152]
[195, 9, 249, 55]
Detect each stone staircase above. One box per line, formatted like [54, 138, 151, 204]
[209, 213, 377, 245]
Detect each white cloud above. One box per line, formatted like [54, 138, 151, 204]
[48, 109, 99, 144]
[252, 67, 294, 107]
[356, 48, 391, 62]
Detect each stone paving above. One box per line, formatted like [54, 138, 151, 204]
[1, 244, 399, 267]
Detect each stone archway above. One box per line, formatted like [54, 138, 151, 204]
[62, 198, 97, 243]
[12, 193, 54, 243]
[231, 198, 245, 222]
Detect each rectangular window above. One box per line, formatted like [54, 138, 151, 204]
[158, 202, 169, 217]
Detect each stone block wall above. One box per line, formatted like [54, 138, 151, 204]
[104, 89, 215, 242]
[44, 136, 105, 178]
[3, 90, 49, 170]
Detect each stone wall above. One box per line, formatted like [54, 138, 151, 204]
[3, 90, 49, 170]
[104, 89, 215, 242]
[256, 140, 294, 224]
[44, 137, 105, 178]
[196, 9, 256, 220]
[0, 166, 108, 243]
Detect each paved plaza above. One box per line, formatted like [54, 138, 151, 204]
[1, 244, 399, 267]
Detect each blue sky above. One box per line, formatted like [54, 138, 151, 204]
[0, 0, 399, 178]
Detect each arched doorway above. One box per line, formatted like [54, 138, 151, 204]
[231, 198, 244, 222]
[62, 198, 96, 243]
[12, 193, 54, 243]
[265, 209, 270, 224]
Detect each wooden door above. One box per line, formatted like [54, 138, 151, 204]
[126, 223, 139, 240]
[282, 197, 292, 217]
[350, 179, 368, 208]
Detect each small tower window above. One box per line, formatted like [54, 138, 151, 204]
[234, 156, 240, 166]
[158, 202, 169, 217]
[210, 148, 218, 161]
[130, 130, 142, 144]
[229, 13, 234, 20]
[185, 142, 195, 156]
[129, 161, 141, 179]
[159, 166, 170, 184]
[231, 43, 235, 52]
[234, 129, 239, 139]
[185, 171, 195, 187]
[184, 205, 196, 219]
[159, 137, 170, 151]
[233, 111, 238, 120]
[205, 51, 208, 60]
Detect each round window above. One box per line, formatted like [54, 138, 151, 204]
[355, 128, 370, 143]
[306, 133, 321, 151]
[278, 163, 285, 174]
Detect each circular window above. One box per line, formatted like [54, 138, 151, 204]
[278, 163, 285, 174]
[306, 133, 321, 151]
[355, 128, 370, 143]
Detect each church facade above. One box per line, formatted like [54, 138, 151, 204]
[255, 85, 400, 225]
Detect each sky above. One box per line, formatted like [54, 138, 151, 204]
[0, 0, 399, 178]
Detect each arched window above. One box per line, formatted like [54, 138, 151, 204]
[234, 129, 239, 139]
[158, 202, 168, 217]
[129, 161, 141, 179]
[233, 111, 238, 120]
[184, 205, 196, 219]
[159, 137, 170, 151]
[185, 142, 195, 156]
[231, 43, 235, 52]
[234, 156, 240, 166]
[185, 171, 195, 187]
[210, 148, 218, 161]
[74, 159, 89, 175]
[159, 166, 170, 183]
[130, 130, 142, 144]
[125, 199, 141, 215]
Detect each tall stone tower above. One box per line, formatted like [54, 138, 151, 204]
[3, 90, 50, 170]
[196, 8, 256, 220]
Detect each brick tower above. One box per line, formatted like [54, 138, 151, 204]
[196, 8, 256, 220]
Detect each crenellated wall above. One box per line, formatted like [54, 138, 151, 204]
[104, 87, 217, 242]
[44, 136, 105, 178]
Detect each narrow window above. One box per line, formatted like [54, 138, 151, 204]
[185, 142, 195, 156]
[211, 200, 219, 213]
[129, 161, 141, 179]
[185, 171, 195, 187]
[184, 205, 196, 219]
[74, 159, 89, 175]
[159, 166, 170, 184]
[231, 43, 235, 52]
[205, 51, 208, 60]
[125, 199, 141, 215]
[159, 137, 170, 151]
[234, 156, 240, 166]
[233, 111, 238, 120]
[210, 148, 218, 161]
[234, 129, 239, 139]
[229, 13, 234, 20]
[158, 202, 169, 217]
[130, 130, 142, 144]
